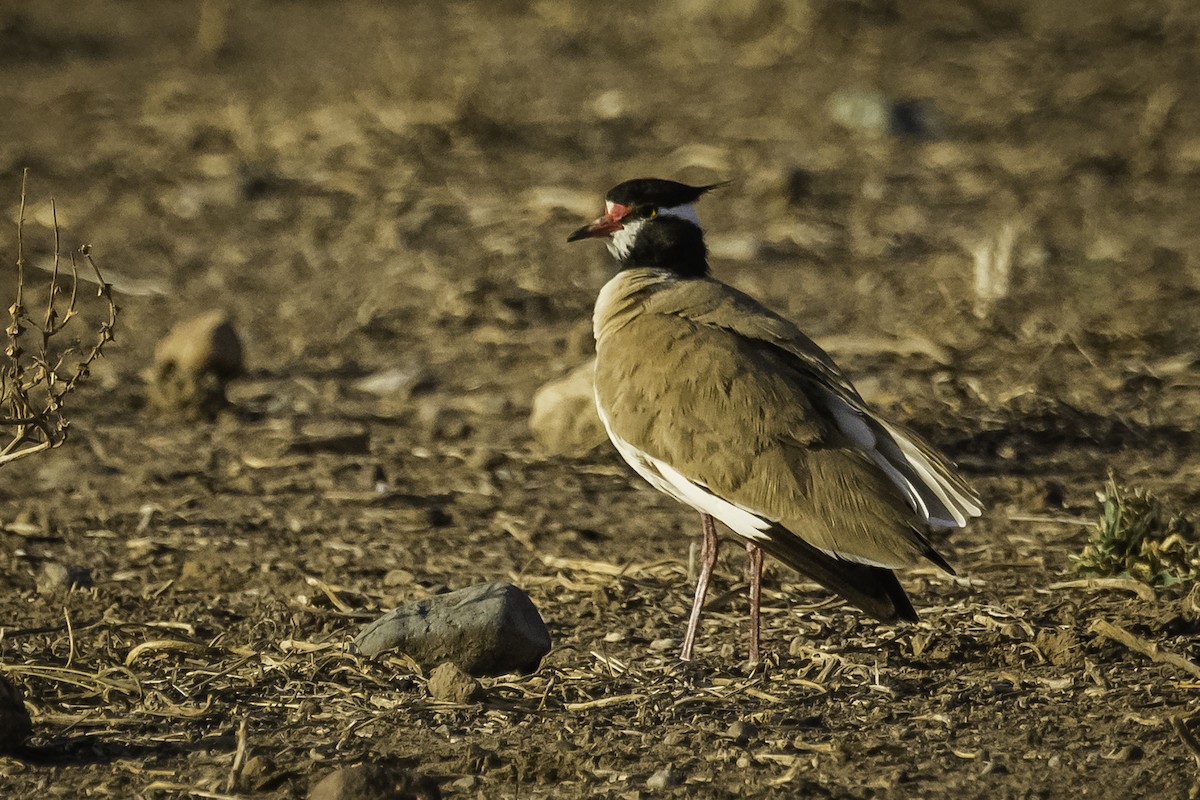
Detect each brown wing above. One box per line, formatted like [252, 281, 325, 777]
[595, 276, 946, 571]
[634, 275, 982, 528]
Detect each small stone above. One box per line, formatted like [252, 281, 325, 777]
[0, 675, 31, 752]
[242, 754, 278, 790]
[662, 731, 686, 748]
[591, 89, 627, 120]
[309, 763, 441, 800]
[724, 720, 758, 745]
[648, 638, 678, 652]
[828, 88, 891, 136]
[1103, 744, 1143, 762]
[383, 569, 415, 587]
[417, 401, 472, 442]
[426, 662, 481, 703]
[352, 366, 431, 398]
[646, 766, 677, 790]
[707, 233, 761, 262]
[147, 310, 244, 419]
[37, 562, 93, 594]
[354, 581, 551, 676]
[828, 89, 945, 140]
[287, 421, 371, 455]
[529, 359, 606, 456]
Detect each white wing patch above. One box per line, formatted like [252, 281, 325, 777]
[595, 395, 899, 569]
[882, 421, 983, 526]
[817, 386, 979, 529]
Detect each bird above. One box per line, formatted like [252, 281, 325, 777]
[567, 177, 982, 663]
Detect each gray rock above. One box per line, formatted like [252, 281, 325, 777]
[0, 675, 31, 752]
[354, 581, 551, 676]
[529, 359, 606, 456]
[724, 720, 758, 745]
[309, 763, 440, 800]
[425, 662, 481, 703]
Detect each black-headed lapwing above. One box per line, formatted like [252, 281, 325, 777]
[568, 178, 982, 662]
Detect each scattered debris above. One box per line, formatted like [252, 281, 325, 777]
[146, 309, 244, 419]
[309, 763, 441, 800]
[425, 661, 481, 703]
[354, 581, 551, 676]
[529, 359, 606, 456]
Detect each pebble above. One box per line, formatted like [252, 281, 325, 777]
[37, 562, 93, 594]
[0, 675, 31, 752]
[309, 763, 441, 800]
[354, 581, 551, 676]
[426, 662, 481, 703]
[351, 366, 430, 398]
[646, 766, 677, 790]
[382, 569, 415, 587]
[724, 720, 758, 745]
[529, 359, 606, 456]
[828, 88, 946, 139]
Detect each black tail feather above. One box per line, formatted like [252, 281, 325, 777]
[756, 524, 920, 623]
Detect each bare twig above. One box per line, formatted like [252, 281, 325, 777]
[1089, 619, 1200, 680]
[1172, 715, 1200, 771]
[1047, 577, 1157, 602]
[226, 715, 249, 792]
[0, 170, 118, 467]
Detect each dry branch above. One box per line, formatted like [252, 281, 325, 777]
[1089, 619, 1200, 680]
[1, 170, 117, 467]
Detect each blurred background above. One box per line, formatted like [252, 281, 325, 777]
[1, 0, 1199, 796]
[1, 0, 1198, 427]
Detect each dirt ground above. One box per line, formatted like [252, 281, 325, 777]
[2, 1, 1200, 797]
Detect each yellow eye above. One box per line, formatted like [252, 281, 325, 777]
[642, 206, 658, 218]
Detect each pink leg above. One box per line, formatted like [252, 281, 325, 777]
[680, 514, 720, 661]
[746, 542, 763, 664]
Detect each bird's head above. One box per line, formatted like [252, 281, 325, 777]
[567, 178, 724, 277]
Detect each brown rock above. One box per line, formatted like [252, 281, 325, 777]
[529, 359, 606, 456]
[309, 763, 440, 800]
[0, 675, 32, 753]
[426, 662, 481, 703]
[147, 309, 244, 419]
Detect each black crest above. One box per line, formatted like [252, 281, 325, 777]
[605, 178, 724, 208]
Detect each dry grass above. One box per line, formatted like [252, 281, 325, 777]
[1074, 474, 1198, 588]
